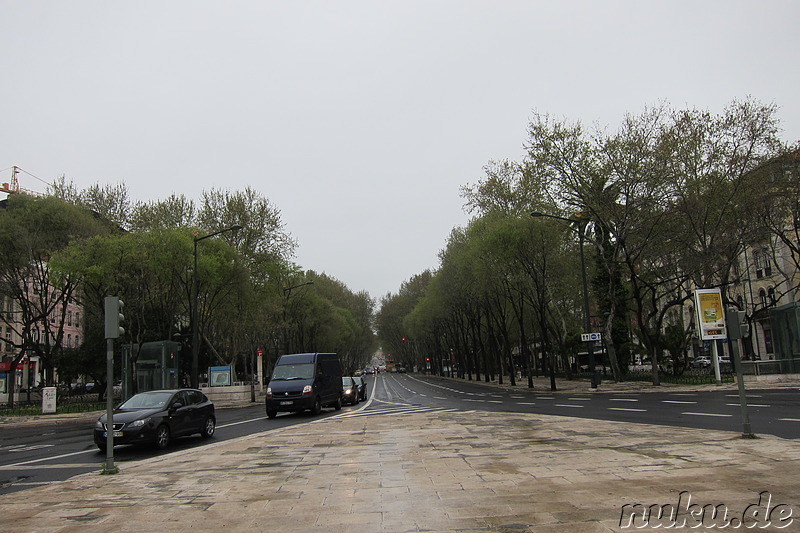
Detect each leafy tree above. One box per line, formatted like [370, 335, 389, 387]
[129, 194, 196, 232]
[0, 195, 106, 405]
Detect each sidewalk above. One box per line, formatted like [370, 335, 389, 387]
[2, 376, 799, 532]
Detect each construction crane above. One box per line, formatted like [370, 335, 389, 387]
[1, 166, 44, 197]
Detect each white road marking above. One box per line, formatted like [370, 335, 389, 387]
[681, 412, 732, 417]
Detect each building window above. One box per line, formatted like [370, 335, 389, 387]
[759, 289, 768, 309]
[75, 312, 81, 328]
[75, 335, 79, 347]
[764, 327, 774, 354]
[67, 334, 72, 348]
[67, 310, 73, 326]
[754, 248, 772, 279]
[768, 287, 776, 307]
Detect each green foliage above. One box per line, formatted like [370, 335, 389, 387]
[378, 97, 789, 387]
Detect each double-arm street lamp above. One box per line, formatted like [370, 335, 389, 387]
[282, 280, 314, 354]
[531, 211, 599, 389]
[192, 225, 242, 389]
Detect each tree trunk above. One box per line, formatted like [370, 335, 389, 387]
[603, 312, 623, 382]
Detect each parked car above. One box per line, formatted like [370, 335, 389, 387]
[342, 376, 359, 405]
[353, 376, 367, 401]
[94, 389, 215, 451]
[692, 356, 712, 368]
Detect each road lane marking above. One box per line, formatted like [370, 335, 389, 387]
[608, 407, 647, 412]
[663, 400, 697, 404]
[1, 444, 55, 452]
[0, 463, 99, 471]
[609, 398, 639, 402]
[555, 404, 584, 408]
[779, 418, 800, 422]
[2, 449, 98, 468]
[517, 402, 536, 406]
[726, 403, 770, 408]
[681, 412, 732, 417]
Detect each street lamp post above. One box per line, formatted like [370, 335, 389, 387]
[282, 280, 314, 354]
[531, 211, 599, 389]
[192, 225, 242, 389]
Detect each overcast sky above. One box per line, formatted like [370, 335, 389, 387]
[2, 1, 799, 300]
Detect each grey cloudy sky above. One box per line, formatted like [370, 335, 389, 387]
[2, 1, 799, 300]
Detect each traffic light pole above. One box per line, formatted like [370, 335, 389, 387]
[102, 337, 118, 474]
[102, 296, 124, 475]
[726, 307, 754, 438]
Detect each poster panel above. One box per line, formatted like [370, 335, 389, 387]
[694, 288, 727, 340]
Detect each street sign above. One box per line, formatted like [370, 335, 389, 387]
[581, 332, 601, 342]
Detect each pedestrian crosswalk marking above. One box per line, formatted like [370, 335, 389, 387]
[333, 402, 465, 419]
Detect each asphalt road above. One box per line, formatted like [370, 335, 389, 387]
[382, 373, 800, 439]
[1, 372, 797, 496]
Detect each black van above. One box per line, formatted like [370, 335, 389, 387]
[265, 353, 343, 418]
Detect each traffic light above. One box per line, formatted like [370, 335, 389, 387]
[725, 308, 749, 340]
[104, 296, 125, 339]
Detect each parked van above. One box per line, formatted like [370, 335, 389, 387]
[265, 353, 343, 418]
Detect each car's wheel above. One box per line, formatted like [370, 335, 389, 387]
[266, 410, 277, 419]
[310, 397, 322, 416]
[201, 416, 215, 438]
[154, 424, 170, 450]
[334, 397, 342, 411]
[96, 441, 106, 452]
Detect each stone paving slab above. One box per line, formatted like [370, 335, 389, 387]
[2, 404, 800, 532]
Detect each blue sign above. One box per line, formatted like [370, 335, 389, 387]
[209, 366, 231, 387]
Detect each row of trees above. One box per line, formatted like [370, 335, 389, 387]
[0, 185, 376, 405]
[377, 98, 799, 388]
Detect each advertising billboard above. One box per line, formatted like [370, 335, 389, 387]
[694, 288, 727, 340]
